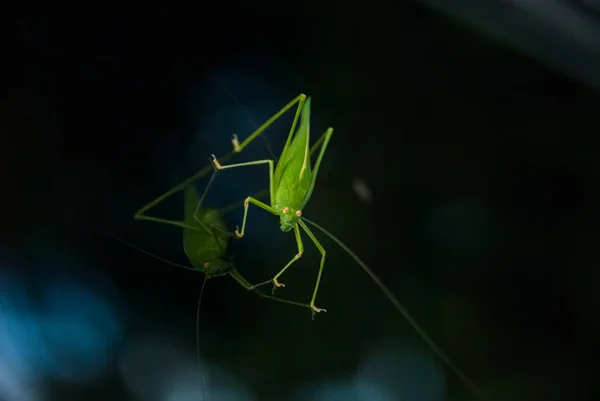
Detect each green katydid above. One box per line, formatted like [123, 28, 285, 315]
[210, 94, 481, 397]
[133, 137, 326, 311]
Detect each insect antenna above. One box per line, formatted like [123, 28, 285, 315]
[196, 275, 208, 400]
[100, 228, 211, 398]
[196, 275, 208, 362]
[99, 229, 197, 271]
[299, 217, 481, 398]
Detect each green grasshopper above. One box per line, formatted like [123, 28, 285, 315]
[210, 94, 480, 396]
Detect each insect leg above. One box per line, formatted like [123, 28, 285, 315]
[217, 137, 325, 218]
[228, 269, 313, 311]
[211, 155, 275, 211]
[134, 150, 237, 231]
[299, 217, 481, 396]
[308, 127, 330, 156]
[236, 196, 278, 238]
[232, 94, 306, 155]
[222, 196, 309, 299]
[217, 189, 270, 217]
[190, 169, 236, 238]
[297, 219, 327, 318]
[249, 223, 305, 294]
[216, 79, 278, 162]
[190, 169, 230, 236]
[304, 127, 334, 205]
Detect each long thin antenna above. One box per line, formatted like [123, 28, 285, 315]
[99, 229, 198, 272]
[300, 217, 481, 398]
[196, 275, 208, 362]
[197, 275, 208, 400]
[101, 228, 212, 398]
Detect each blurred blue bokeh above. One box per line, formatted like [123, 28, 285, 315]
[0, 248, 123, 400]
[119, 337, 256, 401]
[292, 344, 444, 401]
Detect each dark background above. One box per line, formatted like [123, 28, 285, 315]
[2, 1, 598, 401]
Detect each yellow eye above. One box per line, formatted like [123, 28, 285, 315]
[203, 262, 210, 268]
[282, 207, 289, 213]
[295, 210, 302, 217]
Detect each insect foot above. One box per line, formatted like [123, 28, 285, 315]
[210, 154, 222, 169]
[232, 134, 241, 152]
[271, 278, 285, 295]
[310, 305, 327, 320]
[234, 226, 243, 238]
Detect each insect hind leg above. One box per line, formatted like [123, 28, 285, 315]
[230, 94, 306, 155]
[298, 219, 327, 318]
[229, 270, 314, 312]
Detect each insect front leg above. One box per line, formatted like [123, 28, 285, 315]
[249, 223, 305, 295]
[234, 196, 278, 239]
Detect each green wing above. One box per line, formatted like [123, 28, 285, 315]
[273, 97, 312, 195]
